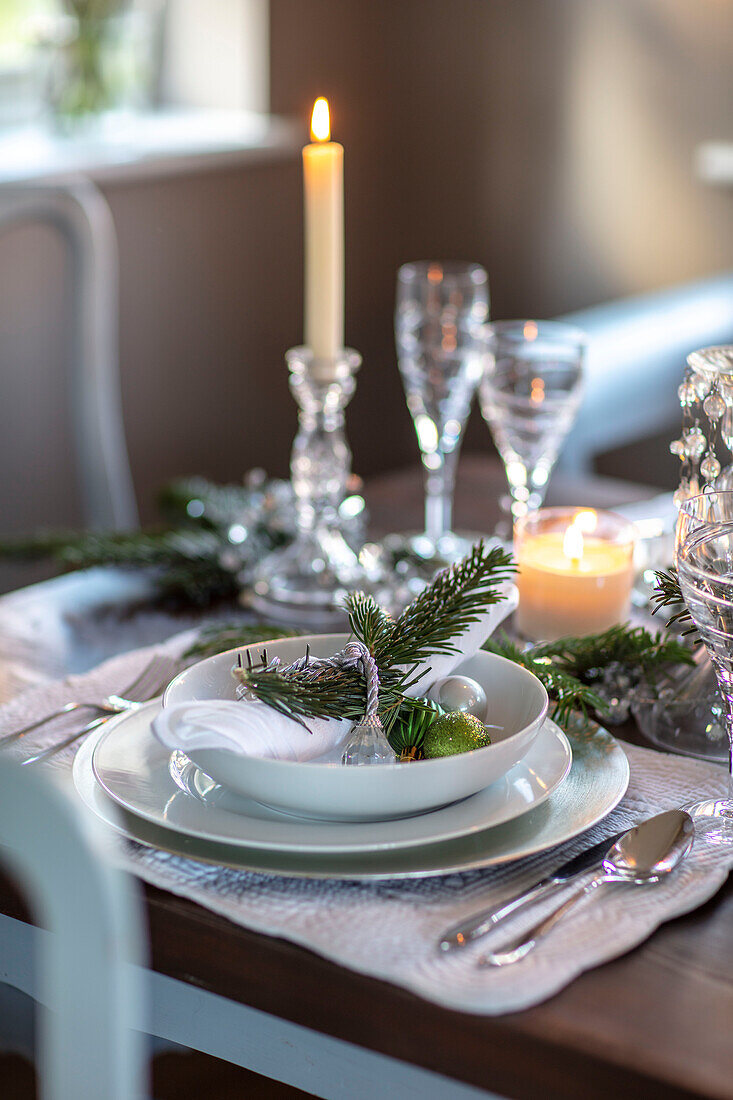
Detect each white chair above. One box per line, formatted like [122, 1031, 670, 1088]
[0, 180, 139, 530]
[0, 758, 148, 1099]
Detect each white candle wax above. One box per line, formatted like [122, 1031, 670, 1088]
[515, 510, 635, 641]
[303, 97, 344, 362]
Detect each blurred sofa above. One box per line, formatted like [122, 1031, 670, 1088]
[556, 271, 733, 476]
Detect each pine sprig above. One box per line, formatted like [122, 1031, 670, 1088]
[483, 633, 605, 727]
[346, 542, 515, 668]
[184, 623, 301, 661]
[346, 593, 395, 655]
[0, 475, 298, 610]
[0, 528, 239, 607]
[531, 623, 694, 679]
[651, 567, 699, 638]
[236, 660, 409, 727]
[236, 663, 368, 725]
[238, 543, 514, 725]
[485, 621, 696, 727]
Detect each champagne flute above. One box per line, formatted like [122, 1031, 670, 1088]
[479, 321, 585, 536]
[676, 489, 733, 847]
[392, 260, 489, 566]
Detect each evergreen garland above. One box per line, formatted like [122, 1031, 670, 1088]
[0, 476, 297, 608]
[485, 622, 695, 727]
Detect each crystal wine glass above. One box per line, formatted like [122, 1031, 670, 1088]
[393, 261, 490, 566]
[676, 489, 733, 847]
[479, 321, 585, 536]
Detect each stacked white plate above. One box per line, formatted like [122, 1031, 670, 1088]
[72, 639, 630, 880]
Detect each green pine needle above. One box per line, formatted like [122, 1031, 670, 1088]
[184, 623, 302, 661]
[346, 593, 395, 655]
[483, 633, 605, 727]
[651, 567, 699, 639]
[386, 696, 444, 759]
[486, 621, 695, 727]
[531, 622, 694, 679]
[347, 541, 515, 669]
[239, 542, 515, 724]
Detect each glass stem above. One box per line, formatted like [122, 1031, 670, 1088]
[719, 680, 733, 814]
[423, 446, 457, 545]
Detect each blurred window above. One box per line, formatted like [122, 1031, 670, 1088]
[0, 0, 269, 130]
[0, 0, 55, 125]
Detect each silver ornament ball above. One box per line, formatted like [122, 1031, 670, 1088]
[427, 675, 488, 721]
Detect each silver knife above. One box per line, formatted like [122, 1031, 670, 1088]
[438, 830, 625, 952]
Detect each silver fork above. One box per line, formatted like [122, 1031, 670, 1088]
[0, 656, 174, 750]
[20, 667, 175, 766]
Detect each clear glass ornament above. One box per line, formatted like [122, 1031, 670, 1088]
[669, 438, 685, 457]
[700, 452, 722, 482]
[673, 484, 690, 508]
[714, 464, 733, 493]
[683, 426, 707, 458]
[721, 406, 733, 452]
[678, 380, 697, 407]
[703, 392, 727, 421]
[693, 374, 711, 399]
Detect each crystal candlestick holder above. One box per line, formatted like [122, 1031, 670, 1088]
[250, 346, 374, 628]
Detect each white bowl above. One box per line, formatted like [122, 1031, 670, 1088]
[162, 634, 549, 821]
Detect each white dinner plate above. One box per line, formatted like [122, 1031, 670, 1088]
[90, 702, 571, 854]
[73, 715, 629, 879]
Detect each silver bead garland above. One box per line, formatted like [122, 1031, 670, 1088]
[672, 347, 733, 504]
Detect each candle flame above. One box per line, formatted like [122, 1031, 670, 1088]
[563, 523, 584, 564]
[311, 97, 331, 142]
[573, 509, 597, 534]
[523, 321, 539, 341]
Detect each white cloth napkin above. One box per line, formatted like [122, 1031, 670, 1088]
[153, 701, 351, 761]
[151, 581, 519, 761]
[404, 581, 518, 697]
[0, 631, 731, 1016]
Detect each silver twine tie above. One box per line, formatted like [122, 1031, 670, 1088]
[242, 640, 396, 766]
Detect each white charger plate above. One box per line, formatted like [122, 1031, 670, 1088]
[90, 702, 571, 854]
[73, 713, 629, 880]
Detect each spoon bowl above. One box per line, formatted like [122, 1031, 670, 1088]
[601, 809, 695, 879]
[479, 809, 695, 967]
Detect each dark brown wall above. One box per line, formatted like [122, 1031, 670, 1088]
[270, 0, 733, 470]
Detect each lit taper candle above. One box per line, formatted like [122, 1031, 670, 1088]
[303, 97, 344, 361]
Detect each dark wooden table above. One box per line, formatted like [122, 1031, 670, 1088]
[2, 455, 731, 1100]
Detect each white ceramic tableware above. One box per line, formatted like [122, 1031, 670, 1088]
[75, 712, 629, 879]
[92, 702, 570, 854]
[161, 635, 548, 821]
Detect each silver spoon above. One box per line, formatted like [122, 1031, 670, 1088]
[478, 808, 695, 968]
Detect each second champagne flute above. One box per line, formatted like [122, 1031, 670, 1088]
[479, 321, 585, 537]
[394, 260, 490, 565]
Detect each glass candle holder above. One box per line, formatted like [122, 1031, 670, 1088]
[514, 507, 636, 641]
[250, 346, 378, 628]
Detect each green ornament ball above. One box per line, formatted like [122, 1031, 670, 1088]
[422, 711, 492, 759]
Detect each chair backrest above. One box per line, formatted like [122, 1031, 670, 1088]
[557, 271, 733, 474]
[0, 180, 139, 531]
[0, 758, 148, 1100]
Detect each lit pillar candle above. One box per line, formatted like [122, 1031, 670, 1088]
[515, 508, 636, 640]
[303, 97, 344, 361]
